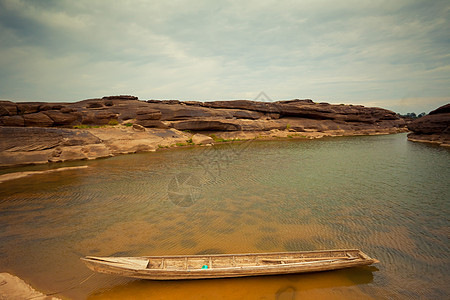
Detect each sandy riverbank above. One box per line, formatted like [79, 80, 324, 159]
[0, 166, 88, 184]
[0, 273, 60, 300]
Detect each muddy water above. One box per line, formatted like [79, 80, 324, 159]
[0, 133, 448, 299]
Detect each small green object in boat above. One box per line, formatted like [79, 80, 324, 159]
[201, 265, 208, 269]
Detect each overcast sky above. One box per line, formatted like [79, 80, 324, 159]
[0, 0, 449, 113]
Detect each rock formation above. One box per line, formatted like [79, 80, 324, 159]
[407, 103, 450, 147]
[0, 95, 406, 132]
[0, 95, 408, 167]
[0, 126, 190, 167]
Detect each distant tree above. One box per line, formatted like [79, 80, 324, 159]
[398, 112, 426, 119]
[417, 112, 426, 118]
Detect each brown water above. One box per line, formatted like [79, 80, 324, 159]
[0, 133, 449, 299]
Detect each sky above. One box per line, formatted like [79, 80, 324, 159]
[0, 0, 449, 114]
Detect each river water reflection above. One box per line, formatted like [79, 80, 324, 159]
[0, 133, 448, 299]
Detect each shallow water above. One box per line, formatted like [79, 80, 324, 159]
[0, 133, 449, 299]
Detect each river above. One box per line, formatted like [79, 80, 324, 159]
[0, 133, 448, 299]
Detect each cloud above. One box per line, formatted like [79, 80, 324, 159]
[0, 0, 448, 113]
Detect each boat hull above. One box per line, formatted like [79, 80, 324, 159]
[81, 249, 379, 280]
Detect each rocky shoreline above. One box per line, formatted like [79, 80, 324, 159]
[407, 103, 450, 147]
[1, 96, 408, 168]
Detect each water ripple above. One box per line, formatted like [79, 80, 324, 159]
[0, 134, 448, 299]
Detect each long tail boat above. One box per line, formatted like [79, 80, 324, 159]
[81, 249, 379, 280]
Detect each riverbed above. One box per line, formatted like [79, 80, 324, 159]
[0, 133, 448, 299]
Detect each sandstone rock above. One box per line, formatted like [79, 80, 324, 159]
[103, 95, 138, 101]
[0, 149, 54, 166]
[408, 112, 450, 134]
[192, 133, 214, 145]
[204, 100, 280, 113]
[105, 139, 157, 154]
[275, 100, 400, 125]
[171, 119, 241, 131]
[278, 99, 314, 104]
[183, 101, 204, 106]
[95, 111, 119, 120]
[43, 110, 79, 126]
[0, 101, 18, 116]
[17, 103, 41, 114]
[0, 127, 101, 152]
[61, 107, 76, 113]
[235, 119, 284, 131]
[147, 99, 181, 105]
[82, 111, 118, 125]
[0, 126, 191, 167]
[39, 104, 65, 111]
[0, 115, 24, 126]
[60, 132, 103, 147]
[429, 103, 450, 115]
[147, 104, 215, 121]
[0, 96, 411, 166]
[136, 109, 162, 120]
[136, 120, 168, 128]
[86, 102, 104, 109]
[117, 111, 136, 121]
[80, 112, 97, 124]
[407, 103, 450, 146]
[23, 112, 54, 127]
[277, 102, 335, 119]
[228, 109, 262, 120]
[82, 144, 112, 159]
[132, 124, 146, 131]
[50, 145, 88, 162]
[50, 144, 112, 162]
[408, 133, 450, 147]
[0, 98, 406, 134]
[266, 113, 280, 119]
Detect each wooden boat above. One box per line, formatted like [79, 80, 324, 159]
[81, 249, 379, 280]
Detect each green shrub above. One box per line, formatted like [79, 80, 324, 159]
[108, 119, 119, 126]
[73, 124, 102, 129]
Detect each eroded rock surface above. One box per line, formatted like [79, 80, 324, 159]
[0, 96, 406, 132]
[0, 126, 190, 167]
[0, 95, 409, 167]
[407, 103, 450, 147]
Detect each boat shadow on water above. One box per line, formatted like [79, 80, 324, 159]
[87, 266, 378, 299]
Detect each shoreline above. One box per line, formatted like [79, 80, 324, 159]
[407, 133, 450, 147]
[1, 96, 409, 169]
[0, 126, 408, 177]
[0, 272, 60, 300]
[0, 166, 88, 183]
